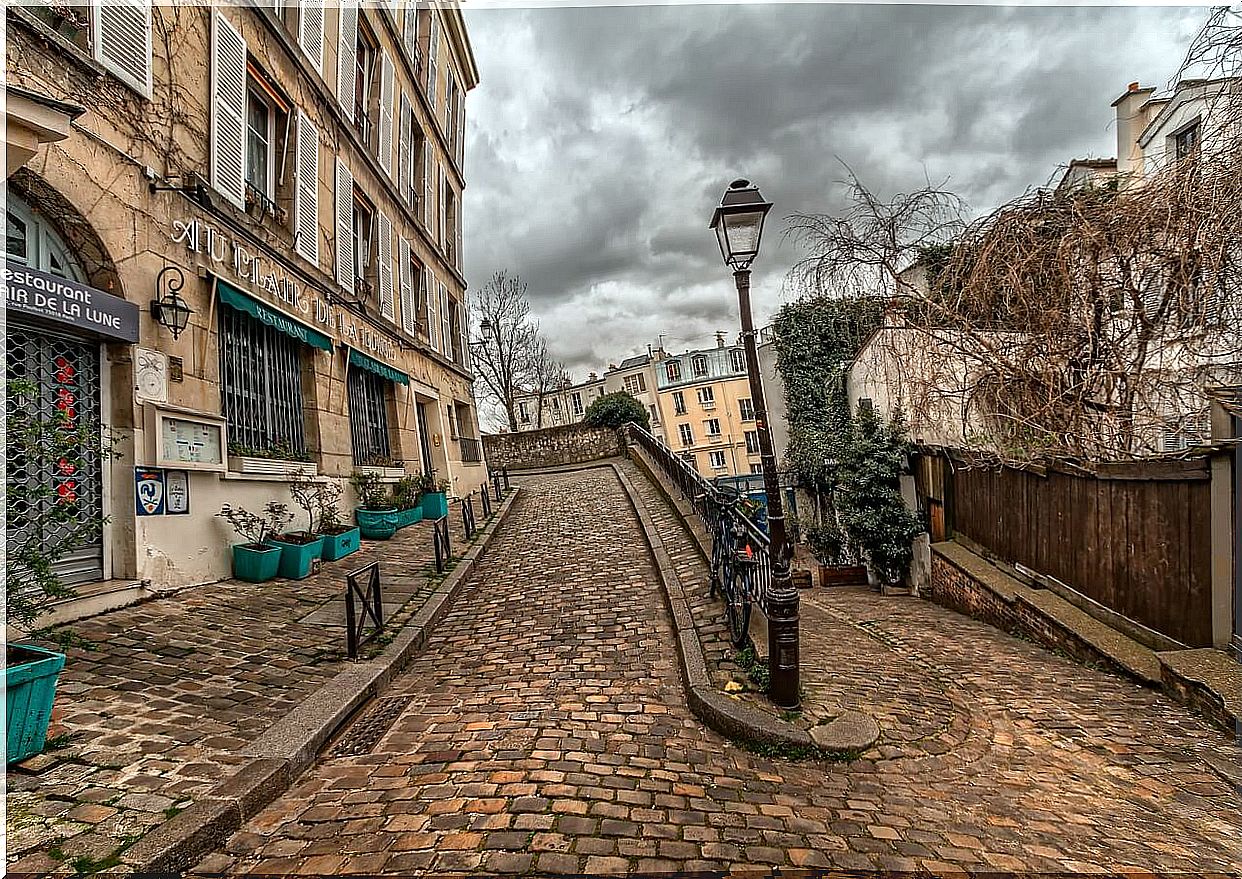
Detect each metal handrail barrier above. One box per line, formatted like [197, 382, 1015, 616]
[345, 562, 384, 659]
[432, 515, 452, 574]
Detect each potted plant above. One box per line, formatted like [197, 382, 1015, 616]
[393, 474, 424, 529]
[316, 480, 361, 561]
[352, 469, 398, 540]
[216, 502, 292, 582]
[420, 472, 450, 520]
[269, 470, 327, 579]
[6, 378, 116, 763]
[803, 518, 868, 587]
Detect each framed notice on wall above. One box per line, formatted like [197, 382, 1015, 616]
[144, 405, 228, 472]
[165, 470, 190, 514]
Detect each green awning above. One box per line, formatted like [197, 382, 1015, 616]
[217, 280, 333, 352]
[348, 347, 409, 385]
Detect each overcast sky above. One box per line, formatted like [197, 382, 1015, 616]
[461, 2, 1207, 381]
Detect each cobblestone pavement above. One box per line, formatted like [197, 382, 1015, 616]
[201, 466, 1242, 875]
[5, 509, 480, 875]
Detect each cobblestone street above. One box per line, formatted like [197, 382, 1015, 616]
[200, 466, 1242, 874]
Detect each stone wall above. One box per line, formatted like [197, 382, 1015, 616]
[483, 425, 625, 471]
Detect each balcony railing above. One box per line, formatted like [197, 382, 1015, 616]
[459, 436, 483, 464]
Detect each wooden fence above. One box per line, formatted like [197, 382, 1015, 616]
[934, 455, 1213, 647]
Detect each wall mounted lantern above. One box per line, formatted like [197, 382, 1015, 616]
[151, 265, 192, 339]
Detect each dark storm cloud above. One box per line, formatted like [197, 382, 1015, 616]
[462, 2, 1206, 378]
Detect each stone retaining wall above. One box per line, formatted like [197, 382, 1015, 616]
[482, 424, 624, 471]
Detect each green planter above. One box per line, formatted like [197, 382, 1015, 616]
[7, 644, 66, 764]
[396, 506, 424, 528]
[422, 491, 448, 520]
[356, 508, 398, 540]
[320, 527, 361, 561]
[232, 543, 282, 582]
[270, 534, 325, 580]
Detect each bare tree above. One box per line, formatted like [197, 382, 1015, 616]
[529, 338, 568, 428]
[470, 271, 539, 432]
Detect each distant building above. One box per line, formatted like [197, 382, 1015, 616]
[604, 351, 666, 440]
[512, 372, 606, 431]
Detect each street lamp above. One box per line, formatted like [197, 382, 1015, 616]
[709, 178, 799, 709]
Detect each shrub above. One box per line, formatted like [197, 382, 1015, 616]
[351, 470, 393, 509]
[583, 391, 650, 430]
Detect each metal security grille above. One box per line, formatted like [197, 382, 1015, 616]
[348, 366, 391, 464]
[219, 305, 306, 455]
[6, 324, 104, 585]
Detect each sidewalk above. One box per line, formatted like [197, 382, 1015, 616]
[5, 508, 483, 875]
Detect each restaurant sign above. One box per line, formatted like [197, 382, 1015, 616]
[6, 264, 140, 343]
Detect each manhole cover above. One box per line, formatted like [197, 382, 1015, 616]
[331, 696, 413, 757]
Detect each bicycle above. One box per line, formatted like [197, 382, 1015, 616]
[706, 487, 757, 648]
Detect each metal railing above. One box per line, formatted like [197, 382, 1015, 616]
[459, 436, 483, 463]
[461, 493, 477, 540]
[626, 423, 772, 615]
[431, 515, 452, 574]
[345, 562, 384, 659]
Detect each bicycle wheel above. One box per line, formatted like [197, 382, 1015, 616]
[723, 559, 752, 648]
[709, 523, 725, 598]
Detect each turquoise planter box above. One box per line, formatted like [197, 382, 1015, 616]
[422, 492, 448, 520]
[7, 644, 66, 764]
[396, 506, 424, 528]
[232, 543, 282, 582]
[271, 534, 325, 580]
[320, 527, 361, 561]
[356, 508, 398, 540]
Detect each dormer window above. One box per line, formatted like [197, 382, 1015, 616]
[1173, 120, 1200, 161]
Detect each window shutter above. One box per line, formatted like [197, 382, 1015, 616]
[337, 1, 358, 122]
[93, 0, 152, 98]
[426, 10, 439, 112]
[424, 142, 434, 228]
[399, 236, 416, 336]
[298, 0, 324, 71]
[378, 212, 395, 322]
[440, 283, 452, 356]
[459, 295, 470, 370]
[209, 11, 247, 209]
[457, 93, 466, 168]
[403, 4, 418, 62]
[438, 173, 447, 246]
[426, 268, 439, 351]
[379, 52, 395, 177]
[294, 111, 320, 264]
[335, 159, 354, 289]
[398, 93, 411, 200]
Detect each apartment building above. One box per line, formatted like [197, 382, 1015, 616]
[4, 1, 484, 591]
[655, 340, 761, 479]
[603, 352, 666, 440]
[512, 372, 606, 430]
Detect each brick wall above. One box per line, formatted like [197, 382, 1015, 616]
[482, 425, 625, 471]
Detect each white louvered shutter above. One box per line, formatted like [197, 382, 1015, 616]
[426, 267, 439, 351]
[337, 1, 358, 122]
[459, 295, 470, 370]
[424, 142, 434, 227]
[93, 0, 153, 98]
[294, 111, 320, 264]
[378, 212, 395, 322]
[298, 0, 324, 71]
[399, 236, 416, 336]
[398, 93, 411, 200]
[426, 11, 439, 112]
[209, 12, 247, 209]
[379, 52, 395, 177]
[441, 283, 452, 356]
[438, 173, 448, 246]
[335, 159, 354, 289]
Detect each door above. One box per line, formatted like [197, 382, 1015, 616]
[416, 401, 433, 477]
[6, 323, 105, 586]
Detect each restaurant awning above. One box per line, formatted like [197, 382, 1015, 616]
[347, 346, 409, 386]
[216, 279, 332, 352]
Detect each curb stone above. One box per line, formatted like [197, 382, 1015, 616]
[120, 487, 523, 874]
[609, 458, 879, 758]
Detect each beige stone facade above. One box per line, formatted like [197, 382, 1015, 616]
[5, 2, 485, 591]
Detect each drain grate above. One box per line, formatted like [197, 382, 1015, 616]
[331, 696, 414, 757]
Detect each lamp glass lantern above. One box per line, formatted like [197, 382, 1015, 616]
[709, 178, 773, 271]
[151, 267, 193, 339]
[480, 318, 494, 339]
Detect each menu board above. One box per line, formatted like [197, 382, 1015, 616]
[161, 417, 223, 466]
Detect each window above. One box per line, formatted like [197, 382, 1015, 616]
[672, 391, 686, 416]
[729, 348, 746, 374]
[691, 355, 709, 378]
[348, 366, 392, 464]
[551, 397, 561, 412]
[745, 430, 760, 455]
[1173, 121, 1200, 161]
[354, 24, 378, 147]
[352, 190, 375, 296]
[704, 418, 721, 437]
[682, 451, 697, 469]
[443, 182, 459, 266]
[623, 373, 646, 395]
[697, 386, 715, 409]
[446, 403, 459, 439]
[6, 195, 85, 282]
[858, 397, 875, 416]
[571, 393, 583, 416]
[219, 306, 306, 457]
[678, 423, 693, 447]
[708, 451, 727, 470]
[245, 88, 274, 201]
[648, 404, 659, 425]
[739, 398, 755, 421]
[519, 401, 530, 424]
[750, 464, 764, 475]
[666, 360, 681, 383]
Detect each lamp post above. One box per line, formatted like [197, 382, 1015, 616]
[709, 178, 799, 709]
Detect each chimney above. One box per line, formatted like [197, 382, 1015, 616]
[589, 371, 597, 381]
[716, 331, 725, 348]
[1112, 80, 1156, 179]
